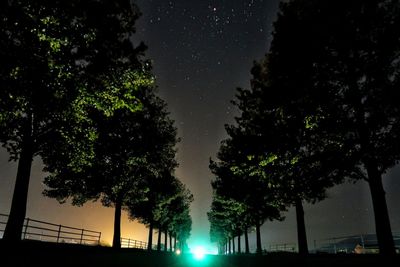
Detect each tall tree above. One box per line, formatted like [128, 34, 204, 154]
[173, 208, 192, 253]
[266, 0, 400, 255]
[210, 120, 286, 254]
[235, 67, 347, 255]
[128, 174, 193, 252]
[0, 0, 146, 242]
[165, 180, 193, 252]
[208, 197, 233, 254]
[129, 172, 175, 251]
[44, 84, 178, 248]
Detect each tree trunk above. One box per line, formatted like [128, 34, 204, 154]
[3, 127, 34, 242]
[112, 199, 122, 248]
[295, 198, 308, 255]
[237, 233, 241, 254]
[164, 230, 168, 252]
[232, 236, 236, 254]
[147, 221, 153, 251]
[174, 234, 177, 251]
[244, 229, 250, 254]
[228, 238, 231, 254]
[169, 231, 172, 252]
[157, 229, 162, 251]
[366, 162, 396, 255]
[255, 222, 262, 254]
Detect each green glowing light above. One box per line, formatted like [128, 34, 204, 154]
[193, 246, 205, 260]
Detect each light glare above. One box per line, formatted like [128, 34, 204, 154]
[193, 246, 205, 260]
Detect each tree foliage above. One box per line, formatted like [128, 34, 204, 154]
[0, 0, 148, 242]
[265, 0, 400, 255]
[209, 0, 400, 256]
[43, 83, 181, 248]
[128, 172, 193, 251]
[209, 129, 285, 253]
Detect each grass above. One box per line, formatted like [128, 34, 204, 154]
[0, 240, 398, 267]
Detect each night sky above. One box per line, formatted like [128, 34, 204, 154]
[1, 0, 400, 252]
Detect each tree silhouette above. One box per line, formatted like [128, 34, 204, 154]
[129, 172, 174, 251]
[43, 84, 178, 248]
[165, 180, 193, 252]
[128, 174, 192, 252]
[175, 209, 192, 253]
[266, 0, 400, 255]
[236, 57, 347, 255]
[210, 130, 285, 254]
[0, 0, 146, 242]
[216, 0, 400, 255]
[208, 198, 229, 254]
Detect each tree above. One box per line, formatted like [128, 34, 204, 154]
[43, 83, 178, 248]
[266, 0, 400, 255]
[236, 59, 348, 255]
[128, 174, 193, 252]
[0, 0, 146, 241]
[148, 179, 193, 254]
[221, 0, 400, 255]
[210, 130, 286, 254]
[129, 172, 174, 251]
[208, 196, 234, 254]
[174, 209, 192, 253]
[165, 180, 193, 252]
[212, 44, 354, 254]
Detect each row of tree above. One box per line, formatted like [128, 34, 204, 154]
[209, 0, 399, 256]
[0, 0, 192, 249]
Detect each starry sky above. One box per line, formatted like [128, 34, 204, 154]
[1, 0, 400, 252]
[133, 0, 282, 249]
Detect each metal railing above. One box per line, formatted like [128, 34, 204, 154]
[0, 213, 101, 245]
[264, 232, 400, 254]
[314, 232, 400, 254]
[268, 243, 297, 252]
[0, 213, 7, 237]
[120, 237, 147, 249]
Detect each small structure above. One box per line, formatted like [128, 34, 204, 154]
[354, 244, 364, 254]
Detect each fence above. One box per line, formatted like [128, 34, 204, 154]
[268, 243, 297, 253]
[120, 237, 147, 249]
[313, 232, 400, 254]
[0, 213, 101, 245]
[264, 232, 400, 254]
[0, 214, 6, 238]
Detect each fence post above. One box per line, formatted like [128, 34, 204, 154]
[80, 229, 84, 244]
[23, 218, 30, 240]
[360, 235, 365, 249]
[333, 238, 337, 254]
[98, 232, 102, 245]
[128, 238, 131, 248]
[56, 225, 62, 243]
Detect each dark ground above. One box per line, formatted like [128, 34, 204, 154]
[0, 240, 399, 267]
